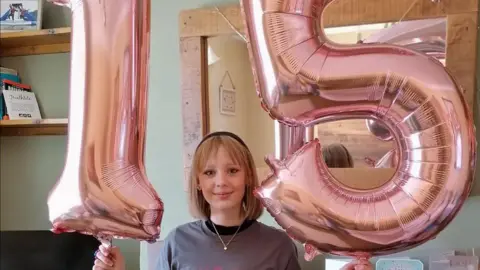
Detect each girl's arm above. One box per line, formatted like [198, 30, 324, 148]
[285, 255, 302, 270]
[156, 232, 176, 270]
[156, 241, 171, 270]
[285, 240, 301, 270]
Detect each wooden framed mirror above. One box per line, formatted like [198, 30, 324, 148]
[178, 0, 479, 194]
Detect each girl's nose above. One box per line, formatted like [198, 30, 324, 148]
[214, 171, 228, 186]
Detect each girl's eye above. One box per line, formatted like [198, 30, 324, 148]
[228, 168, 239, 174]
[204, 170, 215, 176]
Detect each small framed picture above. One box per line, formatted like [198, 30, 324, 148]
[219, 87, 236, 116]
[0, 0, 43, 33]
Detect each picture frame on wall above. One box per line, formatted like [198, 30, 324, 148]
[218, 70, 237, 116]
[0, 0, 43, 33]
[219, 87, 236, 116]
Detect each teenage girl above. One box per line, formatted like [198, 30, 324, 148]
[93, 131, 301, 269]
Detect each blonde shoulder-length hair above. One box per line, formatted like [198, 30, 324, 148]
[188, 134, 264, 220]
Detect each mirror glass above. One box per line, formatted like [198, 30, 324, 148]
[205, 19, 445, 190]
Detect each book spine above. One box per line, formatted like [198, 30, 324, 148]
[0, 67, 18, 76]
[2, 79, 31, 92]
[0, 67, 20, 119]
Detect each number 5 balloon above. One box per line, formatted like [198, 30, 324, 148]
[241, 0, 476, 259]
[47, 0, 163, 243]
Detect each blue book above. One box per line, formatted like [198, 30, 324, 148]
[0, 73, 20, 83]
[0, 74, 21, 118]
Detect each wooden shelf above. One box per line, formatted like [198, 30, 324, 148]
[0, 119, 68, 136]
[0, 27, 71, 57]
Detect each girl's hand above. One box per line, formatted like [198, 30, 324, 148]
[340, 259, 373, 270]
[93, 245, 126, 270]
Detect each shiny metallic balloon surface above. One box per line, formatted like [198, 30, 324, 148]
[241, 0, 476, 258]
[47, 0, 163, 243]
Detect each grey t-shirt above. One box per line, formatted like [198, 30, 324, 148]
[157, 220, 301, 270]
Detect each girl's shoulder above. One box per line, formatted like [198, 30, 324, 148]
[252, 222, 298, 249]
[250, 222, 300, 266]
[162, 220, 204, 243]
[255, 221, 290, 237]
[157, 221, 206, 269]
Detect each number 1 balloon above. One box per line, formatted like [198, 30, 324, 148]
[46, 0, 163, 243]
[241, 0, 476, 261]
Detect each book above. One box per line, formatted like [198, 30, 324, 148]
[2, 79, 31, 92]
[0, 67, 18, 75]
[0, 68, 20, 117]
[1, 79, 40, 120]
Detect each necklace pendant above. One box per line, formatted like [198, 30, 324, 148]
[224, 246, 227, 251]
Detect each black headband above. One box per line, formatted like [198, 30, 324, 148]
[196, 131, 249, 151]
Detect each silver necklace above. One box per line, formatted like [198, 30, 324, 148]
[211, 220, 244, 251]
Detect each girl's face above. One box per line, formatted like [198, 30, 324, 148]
[198, 145, 246, 215]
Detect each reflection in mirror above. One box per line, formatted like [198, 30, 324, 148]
[205, 19, 445, 190]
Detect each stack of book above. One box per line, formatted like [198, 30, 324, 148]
[0, 66, 41, 120]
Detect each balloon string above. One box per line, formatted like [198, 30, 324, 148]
[214, 6, 248, 43]
[97, 234, 113, 249]
[397, 0, 422, 23]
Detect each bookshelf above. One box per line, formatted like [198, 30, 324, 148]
[0, 119, 68, 136]
[0, 27, 71, 57]
[1, 27, 71, 136]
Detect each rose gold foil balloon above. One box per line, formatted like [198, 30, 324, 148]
[365, 119, 393, 141]
[241, 0, 476, 262]
[46, 0, 163, 243]
[365, 19, 446, 142]
[276, 123, 307, 159]
[375, 149, 399, 169]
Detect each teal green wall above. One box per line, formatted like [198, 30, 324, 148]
[1, 1, 478, 270]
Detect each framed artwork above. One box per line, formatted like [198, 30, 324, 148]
[219, 87, 236, 116]
[0, 0, 42, 32]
